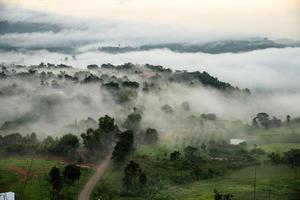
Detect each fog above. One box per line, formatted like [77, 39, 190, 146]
[1, 48, 300, 91]
[0, 61, 299, 140]
[0, 5, 263, 50]
[1, 5, 300, 142]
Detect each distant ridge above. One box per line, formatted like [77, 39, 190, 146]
[98, 38, 300, 54]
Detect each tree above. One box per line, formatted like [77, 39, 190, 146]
[184, 146, 198, 162]
[99, 115, 117, 132]
[269, 152, 282, 164]
[201, 113, 217, 121]
[161, 104, 174, 114]
[112, 130, 134, 163]
[143, 128, 158, 145]
[81, 115, 120, 154]
[87, 64, 98, 69]
[29, 132, 37, 144]
[57, 134, 79, 156]
[255, 112, 270, 129]
[42, 136, 58, 155]
[77, 157, 83, 167]
[181, 101, 190, 112]
[124, 113, 142, 133]
[214, 189, 223, 200]
[213, 189, 233, 200]
[123, 161, 146, 190]
[58, 134, 79, 148]
[48, 166, 63, 199]
[286, 115, 291, 125]
[63, 164, 81, 184]
[284, 149, 300, 179]
[201, 143, 207, 153]
[170, 151, 181, 161]
[139, 173, 147, 186]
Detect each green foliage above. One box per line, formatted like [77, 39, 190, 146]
[81, 115, 120, 156]
[56, 134, 79, 157]
[170, 151, 181, 161]
[112, 130, 134, 163]
[63, 164, 81, 184]
[161, 104, 174, 114]
[0, 157, 93, 200]
[142, 128, 158, 145]
[49, 166, 63, 199]
[184, 146, 198, 162]
[123, 160, 147, 193]
[0, 132, 39, 154]
[123, 113, 142, 133]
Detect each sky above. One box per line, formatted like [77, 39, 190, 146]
[0, 0, 300, 92]
[1, 0, 300, 125]
[1, 0, 300, 40]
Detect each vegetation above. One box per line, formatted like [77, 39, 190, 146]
[0, 158, 92, 200]
[0, 63, 300, 200]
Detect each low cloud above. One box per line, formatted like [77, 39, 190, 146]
[1, 48, 299, 91]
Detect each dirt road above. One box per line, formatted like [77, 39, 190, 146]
[78, 153, 111, 200]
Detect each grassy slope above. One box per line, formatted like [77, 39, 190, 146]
[163, 165, 297, 200]
[0, 157, 93, 200]
[259, 143, 300, 154]
[98, 163, 298, 200]
[93, 144, 299, 200]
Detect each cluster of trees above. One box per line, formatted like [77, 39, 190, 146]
[252, 113, 293, 129]
[48, 164, 81, 199]
[166, 141, 258, 183]
[123, 109, 159, 145]
[269, 149, 300, 168]
[0, 112, 160, 163]
[41, 134, 80, 159]
[0, 131, 81, 160]
[112, 130, 134, 163]
[214, 189, 234, 200]
[81, 115, 119, 157]
[170, 70, 249, 92]
[122, 160, 147, 194]
[168, 145, 221, 182]
[1, 62, 250, 102]
[0, 132, 37, 154]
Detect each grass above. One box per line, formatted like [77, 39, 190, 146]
[0, 169, 18, 186]
[259, 143, 300, 154]
[97, 163, 298, 200]
[0, 157, 93, 200]
[93, 144, 299, 200]
[162, 164, 298, 200]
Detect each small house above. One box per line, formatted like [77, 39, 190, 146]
[0, 192, 15, 200]
[230, 139, 245, 145]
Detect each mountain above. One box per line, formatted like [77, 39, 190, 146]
[98, 38, 300, 54]
[0, 20, 63, 34]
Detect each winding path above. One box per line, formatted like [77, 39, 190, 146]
[78, 153, 112, 200]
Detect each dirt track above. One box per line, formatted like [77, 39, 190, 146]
[78, 153, 111, 200]
[10, 167, 28, 181]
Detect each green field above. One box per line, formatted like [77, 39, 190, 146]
[0, 157, 93, 200]
[95, 163, 298, 200]
[162, 165, 298, 200]
[93, 143, 299, 200]
[259, 143, 300, 154]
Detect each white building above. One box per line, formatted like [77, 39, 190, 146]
[0, 192, 15, 200]
[230, 139, 245, 145]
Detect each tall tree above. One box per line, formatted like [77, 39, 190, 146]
[112, 130, 134, 163]
[48, 166, 63, 199]
[63, 164, 81, 184]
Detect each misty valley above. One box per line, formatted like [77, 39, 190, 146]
[0, 63, 299, 200]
